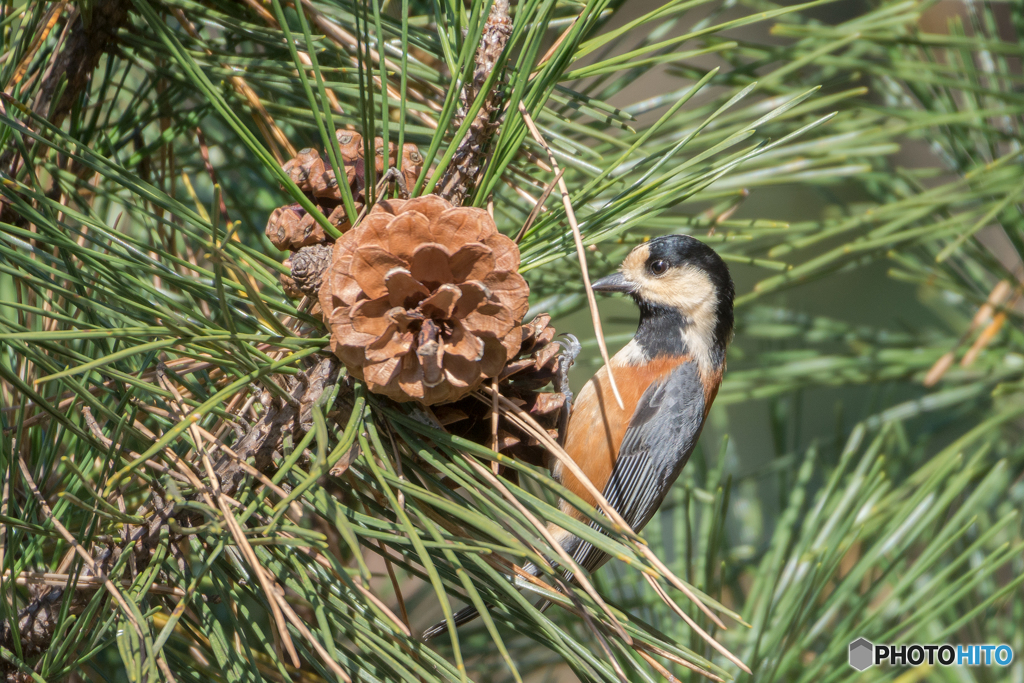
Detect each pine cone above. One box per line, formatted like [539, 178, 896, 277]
[351, 136, 424, 196]
[308, 132, 362, 201]
[267, 132, 423, 252]
[268, 143, 354, 251]
[266, 203, 346, 250]
[436, 313, 568, 466]
[282, 147, 325, 192]
[318, 195, 529, 405]
[290, 244, 334, 297]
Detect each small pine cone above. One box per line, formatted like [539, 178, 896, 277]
[291, 244, 334, 297]
[310, 132, 360, 201]
[399, 143, 425, 190]
[336, 129, 364, 161]
[310, 132, 423, 201]
[350, 137, 424, 195]
[266, 204, 329, 250]
[500, 312, 562, 387]
[318, 195, 529, 405]
[383, 139, 424, 190]
[282, 148, 324, 191]
[269, 131, 422, 251]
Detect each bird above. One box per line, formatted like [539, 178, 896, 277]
[422, 234, 734, 639]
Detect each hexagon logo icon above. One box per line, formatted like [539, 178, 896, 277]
[849, 638, 874, 671]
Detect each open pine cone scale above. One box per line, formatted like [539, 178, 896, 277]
[269, 135, 553, 411]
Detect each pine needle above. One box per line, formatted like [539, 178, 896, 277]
[518, 102, 624, 410]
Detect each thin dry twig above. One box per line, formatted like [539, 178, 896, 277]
[637, 647, 687, 683]
[633, 640, 724, 682]
[515, 167, 565, 244]
[6, 572, 185, 598]
[16, 455, 148, 645]
[298, 0, 442, 130]
[490, 377, 500, 474]
[559, 578, 629, 682]
[193, 425, 303, 520]
[373, 541, 412, 634]
[170, 7, 295, 162]
[644, 574, 747, 673]
[517, 102, 624, 409]
[83, 407, 191, 484]
[961, 286, 1022, 367]
[474, 388, 638, 539]
[5, 2, 67, 90]
[356, 574, 412, 637]
[237, 0, 345, 115]
[924, 279, 1012, 386]
[157, 364, 302, 668]
[533, 10, 582, 71]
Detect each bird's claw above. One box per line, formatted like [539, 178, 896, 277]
[554, 334, 580, 444]
[382, 166, 409, 199]
[554, 334, 581, 396]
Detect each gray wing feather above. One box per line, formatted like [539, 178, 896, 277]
[569, 361, 706, 575]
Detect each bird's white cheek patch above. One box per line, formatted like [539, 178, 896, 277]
[642, 267, 719, 373]
[643, 267, 716, 314]
[620, 245, 650, 284]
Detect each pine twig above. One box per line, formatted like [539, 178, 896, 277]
[32, 0, 133, 127]
[437, 0, 512, 206]
[517, 103, 625, 410]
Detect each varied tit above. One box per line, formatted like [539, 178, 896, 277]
[423, 234, 734, 639]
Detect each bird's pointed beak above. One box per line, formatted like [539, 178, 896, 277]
[591, 272, 635, 294]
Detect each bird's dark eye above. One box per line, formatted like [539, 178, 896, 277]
[650, 259, 669, 276]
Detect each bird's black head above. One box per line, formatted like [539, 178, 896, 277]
[591, 235, 734, 367]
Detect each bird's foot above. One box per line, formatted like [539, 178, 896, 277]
[554, 334, 580, 445]
[381, 166, 409, 199]
[554, 334, 581, 398]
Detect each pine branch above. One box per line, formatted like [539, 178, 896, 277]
[437, 0, 512, 206]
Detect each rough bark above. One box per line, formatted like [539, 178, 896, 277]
[436, 0, 512, 206]
[33, 1, 134, 127]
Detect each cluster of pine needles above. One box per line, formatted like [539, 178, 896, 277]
[1, 0, 1023, 681]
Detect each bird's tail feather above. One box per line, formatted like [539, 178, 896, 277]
[420, 532, 585, 640]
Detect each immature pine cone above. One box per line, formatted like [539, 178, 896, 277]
[268, 146, 351, 251]
[289, 244, 334, 297]
[318, 195, 529, 405]
[268, 132, 424, 252]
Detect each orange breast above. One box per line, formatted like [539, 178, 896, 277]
[558, 355, 687, 519]
[702, 364, 723, 419]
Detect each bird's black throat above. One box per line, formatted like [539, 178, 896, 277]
[632, 296, 731, 367]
